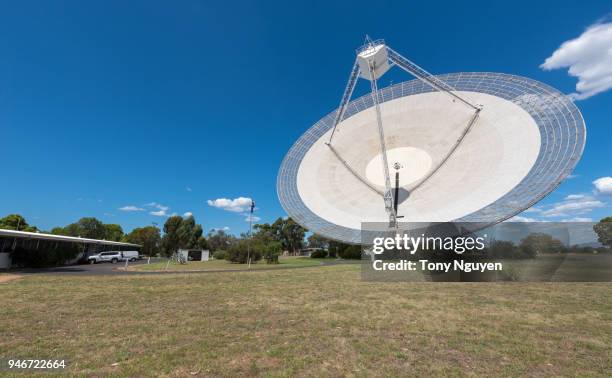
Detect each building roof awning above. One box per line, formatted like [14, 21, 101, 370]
[0, 228, 141, 248]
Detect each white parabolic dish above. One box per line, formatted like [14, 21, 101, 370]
[277, 73, 586, 244]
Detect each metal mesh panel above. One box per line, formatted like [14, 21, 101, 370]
[277, 73, 586, 244]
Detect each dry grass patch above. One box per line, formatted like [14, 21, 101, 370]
[130, 256, 325, 272]
[1, 265, 610, 377]
[0, 273, 21, 284]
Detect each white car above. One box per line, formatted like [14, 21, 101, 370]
[121, 251, 140, 262]
[88, 251, 123, 264]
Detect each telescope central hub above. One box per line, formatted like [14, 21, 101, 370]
[365, 146, 433, 188]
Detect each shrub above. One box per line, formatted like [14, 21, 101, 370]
[328, 241, 346, 258]
[263, 241, 282, 264]
[338, 245, 362, 260]
[213, 250, 227, 260]
[226, 240, 262, 264]
[310, 249, 328, 258]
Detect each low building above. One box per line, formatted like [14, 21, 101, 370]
[177, 249, 210, 262]
[0, 228, 140, 269]
[299, 247, 326, 257]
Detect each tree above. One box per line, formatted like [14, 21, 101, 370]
[50, 218, 115, 240]
[307, 234, 330, 249]
[57, 217, 106, 239]
[177, 216, 203, 249]
[0, 214, 38, 232]
[161, 215, 206, 257]
[338, 244, 362, 259]
[327, 240, 347, 258]
[125, 226, 161, 256]
[62, 223, 83, 237]
[104, 224, 124, 241]
[519, 233, 566, 257]
[196, 235, 208, 250]
[270, 217, 306, 254]
[265, 241, 282, 256]
[161, 216, 183, 257]
[593, 217, 612, 247]
[252, 223, 277, 245]
[50, 227, 65, 235]
[324, 241, 362, 259]
[253, 223, 275, 241]
[207, 229, 235, 252]
[262, 241, 282, 263]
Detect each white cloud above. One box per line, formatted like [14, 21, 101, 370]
[145, 202, 169, 211]
[523, 206, 543, 213]
[541, 195, 605, 217]
[144, 202, 171, 217]
[541, 20, 612, 100]
[183, 211, 193, 217]
[211, 226, 230, 232]
[207, 197, 253, 213]
[245, 214, 261, 223]
[561, 217, 593, 222]
[509, 215, 538, 222]
[119, 205, 145, 212]
[564, 194, 586, 200]
[593, 176, 612, 195]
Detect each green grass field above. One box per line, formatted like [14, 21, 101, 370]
[132, 256, 326, 271]
[1, 264, 610, 376]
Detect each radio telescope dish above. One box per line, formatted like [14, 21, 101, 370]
[277, 39, 585, 244]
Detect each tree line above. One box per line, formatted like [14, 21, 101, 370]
[0, 213, 325, 262]
[4, 214, 608, 265]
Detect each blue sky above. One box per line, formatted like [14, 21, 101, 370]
[1, 1, 610, 234]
